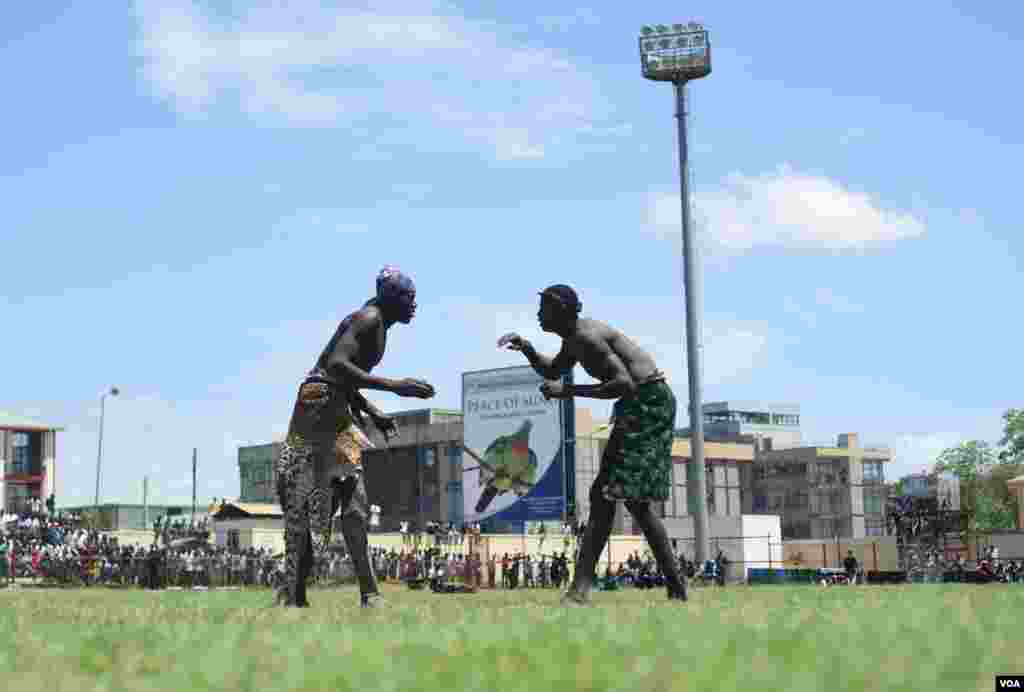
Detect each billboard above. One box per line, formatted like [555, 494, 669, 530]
[462, 366, 570, 523]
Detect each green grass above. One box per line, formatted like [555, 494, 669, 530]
[1, 583, 1022, 692]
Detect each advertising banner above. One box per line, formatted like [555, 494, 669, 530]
[461, 367, 567, 523]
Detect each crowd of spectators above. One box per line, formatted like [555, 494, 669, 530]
[0, 506, 289, 589]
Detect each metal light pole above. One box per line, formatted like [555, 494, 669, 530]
[639, 22, 712, 564]
[192, 448, 198, 519]
[93, 386, 120, 510]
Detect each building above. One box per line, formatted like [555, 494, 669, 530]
[209, 500, 284, 553]
[60, 503, 200, 531]
[743, 432, 890, 539]
[681, 401, 802, 450]
[900, 472, 960, 510]
[238, 442, 281, 504]
[0, 412, 61, 514]
[361, 408, 464, 531]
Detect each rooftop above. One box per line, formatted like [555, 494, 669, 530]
[0, 411, 64, 432]
[210, 501, 282, 518]
[702, 401, 801, 415]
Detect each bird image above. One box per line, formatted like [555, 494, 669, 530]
[461, 419, 538, 515]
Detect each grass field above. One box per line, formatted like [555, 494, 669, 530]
[1, 583, 1022, 692]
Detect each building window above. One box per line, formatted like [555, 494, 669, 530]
[863, 462, 884, 483]
[227, 529, 240, 551]
[12, 432, 31, 474]
[864, 492, 883, 514]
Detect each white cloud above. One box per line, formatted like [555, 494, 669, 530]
[133, 1, 624, 160]
[646, 164, 926, 252]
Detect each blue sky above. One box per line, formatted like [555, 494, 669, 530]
[3, 2, 1021, 507]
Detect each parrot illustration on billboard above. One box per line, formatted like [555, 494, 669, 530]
[461, 419, 538, 514]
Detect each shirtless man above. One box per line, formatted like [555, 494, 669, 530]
[502, 284, 687, 604]
[275, 266, 435, 608]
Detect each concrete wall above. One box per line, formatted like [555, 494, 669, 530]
[247, 528, 285, 554]
[782, 536, 898, 571]
[107, 529, 159, 547]
[977, 531, 1024, 560]
[741, 515, 784, 572]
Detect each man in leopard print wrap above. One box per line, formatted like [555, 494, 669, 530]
[276, 266, 435, 608]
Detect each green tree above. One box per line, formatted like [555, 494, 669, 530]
[935, 440, 1022, 531]
[998, 409, 1024, 464]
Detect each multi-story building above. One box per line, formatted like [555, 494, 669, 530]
[238, 442, 281, 504]
[900, 472, 960, 510]
[361, 408, 465, 531]
[0, 412, 60, 514]
[682, 401, 802, 450]
[743, 432, 890, 539]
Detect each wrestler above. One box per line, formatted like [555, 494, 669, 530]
[501, 284, 687, 604]
[276, 266, 435, 608]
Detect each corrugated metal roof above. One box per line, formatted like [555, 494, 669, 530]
[212, 501, 282, 517]
[0, 411, 64, 431]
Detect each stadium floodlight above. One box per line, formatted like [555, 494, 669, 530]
[638, 22, 712, 565]
[639, 23, 711, 82]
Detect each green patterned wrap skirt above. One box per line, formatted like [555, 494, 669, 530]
[599, 377, 677, 503]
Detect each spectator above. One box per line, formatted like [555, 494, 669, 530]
[843, 550, 858, 585]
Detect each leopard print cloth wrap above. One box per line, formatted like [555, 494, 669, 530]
[274, 371, 375, 606]
[598, 377, 677, 503]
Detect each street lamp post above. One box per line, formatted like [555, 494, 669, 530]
[639, 22, 712, 564]
[94, 386, 120, 511]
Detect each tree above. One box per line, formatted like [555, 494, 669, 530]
[934, 440, 996, 483]
[998, 409, 1024, 464]
[934, 440, 1021, 532]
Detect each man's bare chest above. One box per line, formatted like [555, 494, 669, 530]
[565, 337, 609, 378]
[357, 328, 387, 372]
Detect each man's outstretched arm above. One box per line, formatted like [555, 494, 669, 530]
[521, 341, 576, 380]
[325, 311, 435, 401]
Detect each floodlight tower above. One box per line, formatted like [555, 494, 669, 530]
[639, 22, 712, 565]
